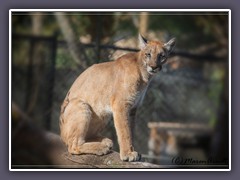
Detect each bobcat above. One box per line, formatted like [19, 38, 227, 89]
[60, 34, 175, 161]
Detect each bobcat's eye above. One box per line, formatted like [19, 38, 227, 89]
[145, 53, 151, 58]
[159, 53, 166, 59]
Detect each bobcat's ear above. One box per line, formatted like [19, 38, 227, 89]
[139, 34, 148, 49]
[164, 38, 176, 54]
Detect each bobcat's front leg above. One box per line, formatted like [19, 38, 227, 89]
[112, 103, 141, 162]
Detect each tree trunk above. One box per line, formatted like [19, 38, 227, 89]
[210, 69, 229, 164]
[54, 12, 88, 69]
[139, 12, 149, 35]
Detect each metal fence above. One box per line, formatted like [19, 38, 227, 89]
[12, 33, 225, 156]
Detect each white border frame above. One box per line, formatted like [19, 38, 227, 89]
[9, 9, 231, 172]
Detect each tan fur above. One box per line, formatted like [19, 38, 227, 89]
[60, 35, 175, 161]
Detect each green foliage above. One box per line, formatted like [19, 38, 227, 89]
[12, 13, 32, 34]
[113, 13, 138, 35]
[41, 14, 59, 36]
[55, 48, 78, 69]
[149, 14, 216, 48]
[12, 39, 30, 65]
[207, 68, 225, 127]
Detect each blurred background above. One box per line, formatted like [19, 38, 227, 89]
[11, 11, 229, 168]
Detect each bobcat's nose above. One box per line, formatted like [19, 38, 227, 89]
[150, 66, 158, 71]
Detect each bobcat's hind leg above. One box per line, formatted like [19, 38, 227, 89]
[61, 99, 112, 156]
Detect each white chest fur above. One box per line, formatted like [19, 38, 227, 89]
[132, 82, 150, 109]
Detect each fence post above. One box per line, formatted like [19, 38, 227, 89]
[96, 16, 101, 62]
[45, 34, 57, 130]
[25, 39, 35, 111]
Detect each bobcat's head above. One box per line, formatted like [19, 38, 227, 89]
[139, 34, 176, 75]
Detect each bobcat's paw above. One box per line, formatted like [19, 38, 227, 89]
[95, 144, 112, 156]
[120, 151, 141, 162]
[101, 138, 113, 149]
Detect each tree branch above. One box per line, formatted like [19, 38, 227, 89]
[54, 12, 88, 69]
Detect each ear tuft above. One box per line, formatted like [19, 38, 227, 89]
[164, 38, 176, 54]
[139, 34, 148, 49]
